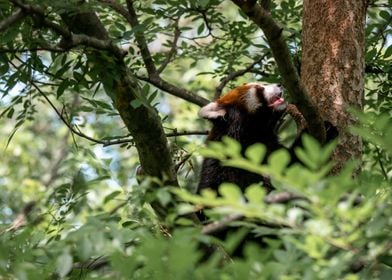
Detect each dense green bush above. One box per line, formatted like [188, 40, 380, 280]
[1, 112, 391, 279]
[0, 0, 391, 279]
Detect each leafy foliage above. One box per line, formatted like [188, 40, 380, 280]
[0, 0, 391, 279]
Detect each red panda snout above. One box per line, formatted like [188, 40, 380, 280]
[248, 83, 286, 112]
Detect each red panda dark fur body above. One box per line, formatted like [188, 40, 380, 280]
[198, 83, 287, 193]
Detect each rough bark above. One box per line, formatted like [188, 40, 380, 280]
[301, 0, 367, 170]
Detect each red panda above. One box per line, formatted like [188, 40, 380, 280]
[198, 83, 287, 192]
[197, 83, 338, 258]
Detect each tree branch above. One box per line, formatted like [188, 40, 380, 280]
[126, 0, 209, 107]
[157, 17, 181, 74]
[0, 8, 26, 33]
[165, 129, 209, 137]
[264, 191, 306, 204]
[0, 45, 66, 53]
[143, 76, 209, 106]
[232, 0, 326, 143]
[54, 5, 183, 221]
[42, 94, 80, 188]
[97, 0, 132, 22]
[202, 213, 244, 235]
[30, 81, 113, 146]
[365, 64, 386, 74]
[125, 0, 157, 76]
[4, 201, 36, 232]
[9, 0, 126, 59]
[24, 81, 209, 149]
[214, 58, 262, 99]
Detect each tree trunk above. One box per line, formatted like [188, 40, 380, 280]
[301, 0, 367, 171]
[61, 12, 178, 218]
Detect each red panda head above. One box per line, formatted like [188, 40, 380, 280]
[199, 83, 287, 120]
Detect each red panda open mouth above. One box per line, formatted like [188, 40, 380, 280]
[268, 96, 285, 107]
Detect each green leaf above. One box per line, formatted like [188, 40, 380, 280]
[268, 149, 290, 175]
[379, 10, 391, 21]
[53, 61, 73, 78]
[319, 140, 337, 163]
[130, 99, 143, 109]
[110, 252, 135, 277]
[245, 143, 266, 164]
[0, 61, 9, 75]
[73, 72, 85, 83]
[147, 90, 159, 103]
[77, 106, 93, 113]
[0, 107, 11, 119]
[384, 45, 392, 58]
[95, 100, 113, 111]
[221, 136, 242, 156]
[156, 188, 172, 206]
[200, 188, 217, 199]
[103, 190, 121, 204]
[302, 134, 321, 155]
[5, 120, 24, 149]
[1, 26, 19, 43]
[199, 0, 210, 8]
[295, 135, 322, 170]
[219, 183, 242, 202]
[57, 79, 69, 98]
[6, 107, 14, 119]
[197, 23, 205, 35]
[245, 184, 266, 203]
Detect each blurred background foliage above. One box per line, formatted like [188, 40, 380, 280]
[0, 0, 391, 279]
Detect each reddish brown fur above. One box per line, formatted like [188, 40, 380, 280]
[217, 84, 250, 106]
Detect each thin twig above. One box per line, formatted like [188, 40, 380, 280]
[30, 81, 111, 145]
[175, 153, 193, 172]
[200, 191, 306, 235]
[136, 75, 209, 106]
[214, 58, 262, 99]
[0, 45, 67, 53]
[166, 130, 209, 137]
[31, 82, 208, 147]
[72, 256, 109, 272]
[202, 213, 243, 235]
[264, 191, 306, 204]
[375, 146, 389, 180]
[4, 201, 36, 233]
[157, 17, 181, 74]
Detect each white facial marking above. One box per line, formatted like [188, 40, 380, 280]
[198, 102, 226, 119]
[263, 84, 283, 101]
[246, 83, 286, 112]
[244, 87, 261, 113]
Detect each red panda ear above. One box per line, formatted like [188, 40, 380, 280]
[198, 102, 226, 119]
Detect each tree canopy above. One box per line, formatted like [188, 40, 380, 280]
[0, 0, 391, 279]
